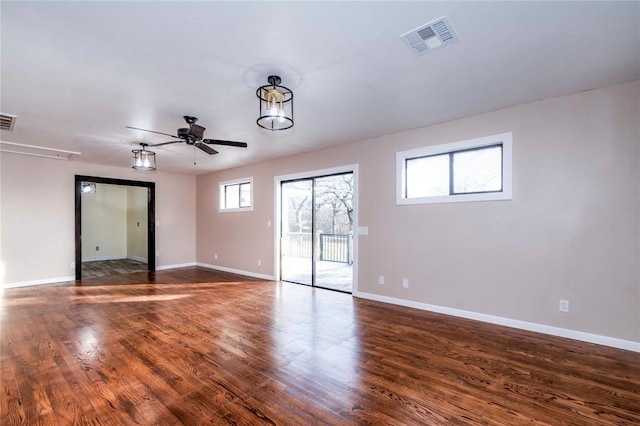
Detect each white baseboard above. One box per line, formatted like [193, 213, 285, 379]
[156, 262, 196, 271]
[82, 256, 148, 263]
[82, 255, 126, 262]
[197, 262, 275, 281]
[354, 291, 640, 353]
[4, 275, 75, 289]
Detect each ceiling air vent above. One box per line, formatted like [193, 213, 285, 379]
[0, 141, 80, 160]
[400, 16, 459, 56]
[0, 113, 17, 131]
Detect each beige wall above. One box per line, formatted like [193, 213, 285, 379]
[81, 184, 127, 260]
[1, 155, 196, 284]
[0, 152, 3, 285]
[126, 186, 148, 262]
[196, 80, 640, 343]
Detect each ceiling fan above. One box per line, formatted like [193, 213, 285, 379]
[126, 116, 248, 155]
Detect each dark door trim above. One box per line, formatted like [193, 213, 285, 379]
[74, 175, 155, 280]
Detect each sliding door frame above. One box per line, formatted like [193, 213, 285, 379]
[74, 175, 155, 280]
[274, 164, 359, 293]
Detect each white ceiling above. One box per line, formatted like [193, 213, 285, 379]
[1, 1, 639, 175]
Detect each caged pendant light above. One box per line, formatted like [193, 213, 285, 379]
[132, 143, 156, 171]
[256, 75, 294, 131]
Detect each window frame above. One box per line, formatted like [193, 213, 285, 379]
[219, 177, 254, 212]
[396, 132, 512, 205]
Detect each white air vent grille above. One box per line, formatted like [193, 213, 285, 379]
[0, 113, 17, 131]
[400, 16, 459, 56]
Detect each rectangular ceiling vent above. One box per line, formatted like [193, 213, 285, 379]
[0, 113, 17, 131]
[400, 16, 459, 56]
[0, 141, 80, 160]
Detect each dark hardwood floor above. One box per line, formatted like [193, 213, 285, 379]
[1, 267, 638, 425]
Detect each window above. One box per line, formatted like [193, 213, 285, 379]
[219, 177, 253, 211]
[397, 132, 512, 205]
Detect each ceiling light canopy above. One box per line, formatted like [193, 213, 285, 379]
[256, 75, 294, 131]
[132, 143, 156, 171]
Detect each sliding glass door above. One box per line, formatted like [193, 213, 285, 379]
[281, 179, 313, 286]
[280, 172, 353, 293]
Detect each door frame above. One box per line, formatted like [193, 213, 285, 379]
[74, 175, 155, 280]
[274, 164, 358, 293]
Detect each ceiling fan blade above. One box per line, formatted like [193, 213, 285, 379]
[149, 140, 183, 147]
[196, 143, 218, 155]
[202, 139, 248, 148]
[126, 126, 179, 139]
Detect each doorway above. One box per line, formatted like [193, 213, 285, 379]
[74, 175, 155, 280]
[279, 169, 355, 293]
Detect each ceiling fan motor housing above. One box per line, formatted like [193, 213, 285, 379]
[178, 128, 196, 145]
[178, 126, 203, 145]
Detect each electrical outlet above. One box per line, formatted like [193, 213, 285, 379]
[258, 260, 261, 267]
[70, 261, 76, 270]
[214, 253, 218, 260]
[378, 276, 384, 285]
[559, 299, 569, 313]
[156, 250, 160, 257]
[267, 220, 271, 228]
[402, 278, 409, 289]
[95, 246, 100, 251]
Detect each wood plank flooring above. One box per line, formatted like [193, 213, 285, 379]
[1, 267, 639, 425]
[82, 259, 148, 279]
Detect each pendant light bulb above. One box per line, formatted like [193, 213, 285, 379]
[268, 92, 278, 117]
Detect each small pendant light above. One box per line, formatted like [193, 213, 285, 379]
[256, 75, 294, 130]
[132, 143, 156, 171]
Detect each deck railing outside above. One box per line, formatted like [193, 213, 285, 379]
[282, 232, 352, 264]
[282, 232, 313, 258]
[319, 233, 352, 264]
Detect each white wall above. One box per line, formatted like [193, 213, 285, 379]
[0, 152, 4, 286]
[196, 81, 640, 345]
[81, 183, 127, 261]
[0, 156, 196, 284]
[80, 184, 148, 262]
[126, 186, 148, 262]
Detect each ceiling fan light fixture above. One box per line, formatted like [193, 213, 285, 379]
[257, 75, 293, 131]
[132, 143, 156, 171]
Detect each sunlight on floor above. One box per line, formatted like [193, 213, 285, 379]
[2, 293, 192, 307]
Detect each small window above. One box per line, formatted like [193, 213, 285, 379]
[219, 177, 253, 212]
[397, 133, 512, 205]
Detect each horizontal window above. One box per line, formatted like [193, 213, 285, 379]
[397, 133, 512, 205]
[219, 177, 253, 212]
